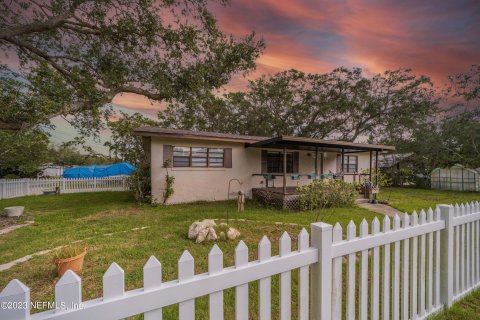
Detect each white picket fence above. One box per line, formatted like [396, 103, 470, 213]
[1, 201, 479, 319]
[0, 177, 130, 200]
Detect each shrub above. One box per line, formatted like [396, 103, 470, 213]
[297, 180, 356, 211]
[129, 162, 152, 204]
[360, 168, 393, 187]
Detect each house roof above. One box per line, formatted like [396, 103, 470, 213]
[246, 135, 395, 152]
[134, 127, 395, 152]
[378, 153, 414, 167]
[134, 127, 268, 143]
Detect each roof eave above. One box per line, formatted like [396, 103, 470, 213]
[247, 135, 395, 152]
[134, 129, 262, 144]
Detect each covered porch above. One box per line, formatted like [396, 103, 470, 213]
[247, 136, 395, 209]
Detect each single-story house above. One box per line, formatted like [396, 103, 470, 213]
[134, 127, 395, 206]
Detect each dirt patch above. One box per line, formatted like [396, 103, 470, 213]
[0, 217, 25, 229]
[78, 208, 144, 221]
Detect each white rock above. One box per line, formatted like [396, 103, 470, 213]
[206, 228, 218, 241]
[189, 219, 218, 243]
[227, 228, 241, 240]
[195, 228, 207, 243]
[188, 222, 201, 239]
[202, 219, 216, 228]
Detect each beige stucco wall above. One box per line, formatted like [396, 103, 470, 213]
[150, 137, 372, 204]
[343, 152, 373, 183]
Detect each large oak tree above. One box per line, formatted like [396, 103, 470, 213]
[0, 0, 264, 133]
[159, 67, 439, 143]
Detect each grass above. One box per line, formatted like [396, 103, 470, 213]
[0, 192, 379, 318]
[378, 187, 480, 213]
[0, 187, 479, 318]
[429, 288, 480, 320]
[379, 187, 480, 319]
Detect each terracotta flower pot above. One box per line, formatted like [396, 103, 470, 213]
[54, 249, 87, 277]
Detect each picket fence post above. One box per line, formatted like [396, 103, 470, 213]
[0, 279, 30, 320]
[439, 204, 454, 308]
[310, 222, 332, 320]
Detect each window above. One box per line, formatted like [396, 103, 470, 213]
[173, 147, 190, 167]
[267, 152, 294, 173]
[343, 155, 358, 173]
[208, 148, 225, 167]
[173, 147, 224, 167]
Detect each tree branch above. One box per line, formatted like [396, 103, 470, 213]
[0, 13, 70, 38]
[117, 86, 170, 101]
[0, 0, 90, 38]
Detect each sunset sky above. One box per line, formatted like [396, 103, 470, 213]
[112, 0, 480, 112]
[52, 0, 480, 148]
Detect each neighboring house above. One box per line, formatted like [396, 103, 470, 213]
[134, 127, 395, 204]
[378, 153, 414, 170]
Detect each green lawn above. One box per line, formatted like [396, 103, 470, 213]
[378, 187, 480, 213]
[429, 288, 480, 320]
[0, 192, 379, 318]
[0, 187, 479, 319]
[380, 187, 480, 319]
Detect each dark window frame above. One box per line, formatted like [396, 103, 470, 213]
[173, 146, 225, 168]
[343, 155, 358, 173]
[266, 151, 294, 174]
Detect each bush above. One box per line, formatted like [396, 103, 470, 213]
[3, 174, 20, 179]
[129, 162, 152, 204]
[360, 168, 393, 187]
[297, 180, 357, 211]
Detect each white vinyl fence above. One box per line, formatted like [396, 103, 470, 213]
[1, 202, 479, 320]
[0, 177, 130, 200]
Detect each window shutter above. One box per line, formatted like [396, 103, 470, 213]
[261, 150, 268, 173]
[163, 145, 173, 167]
[293, 152, 299, 173]
[142, 137, 151, 163]
[224, 148, 232, 168]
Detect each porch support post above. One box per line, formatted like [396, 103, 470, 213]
[341, 148, 345, 181]
[375, 150, 379, 188]
[283, 146, 287, 194]
[369, 151, 373, 182]
[320, 152, 324, 175]
[315, 147, 319, 180]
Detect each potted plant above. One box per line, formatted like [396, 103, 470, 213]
[53, 245, 87, 277]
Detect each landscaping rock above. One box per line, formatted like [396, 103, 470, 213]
[188, 220, 240, 243]
[206, 228, 218, 241]
[188, 219, 218, 243]
[3, 206, 24, 218]
[227, 227, 241, 240]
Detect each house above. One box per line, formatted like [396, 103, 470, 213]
[134, 127, 395, 206]
[378, 152, 414, 170]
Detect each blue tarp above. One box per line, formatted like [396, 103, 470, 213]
[63, 162, 136, 178]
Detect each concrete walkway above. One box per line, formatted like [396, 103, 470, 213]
[0, 226, 150, 272]
[357, 202, 404, 217]
[0, 221, 34, 235]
